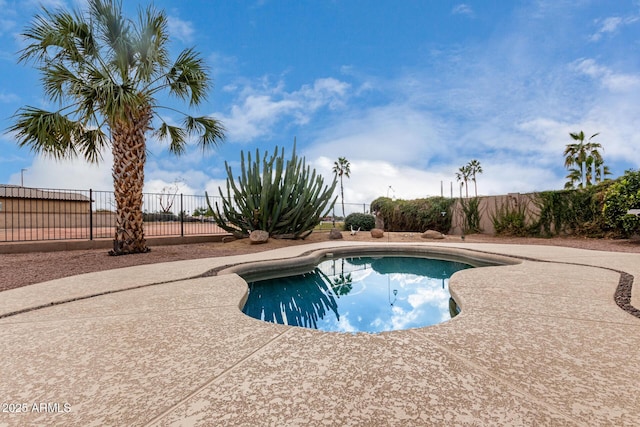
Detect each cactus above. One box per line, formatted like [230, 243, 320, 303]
[207, 141, 337, 239]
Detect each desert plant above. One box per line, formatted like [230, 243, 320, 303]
[603, 169, 640, 237]
[207, 143, 337, 239]
[490, 195, 531, 236]
[343, 213, 375, 231]
[460, 197, 482, 233]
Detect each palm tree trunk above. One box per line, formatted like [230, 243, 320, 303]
[109, 107, 151, 255]
[340, 177, 345, 219]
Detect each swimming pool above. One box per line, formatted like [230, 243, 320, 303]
[242, 255, 472, 333]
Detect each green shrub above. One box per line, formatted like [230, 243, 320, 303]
[343, 213, 375, 231]
[603, 169, 640, 237]
[143, 212, 178, 222]
[370, 196, 454, 232]
[530, 184, 610, 238]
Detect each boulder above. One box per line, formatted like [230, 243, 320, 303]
[329, 228, 343, 240]
[422, 229, 445, 240]
[249, 230, 269, 244]
[370, 228, 384, 238]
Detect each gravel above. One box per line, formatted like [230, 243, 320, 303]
[1, 232, 638, 293]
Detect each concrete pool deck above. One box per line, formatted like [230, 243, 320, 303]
[1, 241, 639, 426]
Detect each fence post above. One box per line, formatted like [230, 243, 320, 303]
[89, 189, 93, 241]
[180, 193, 184, 237]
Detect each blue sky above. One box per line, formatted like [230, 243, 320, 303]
[1, 0, 640, 207]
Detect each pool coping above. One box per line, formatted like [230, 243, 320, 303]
[1, 241, 639, 426]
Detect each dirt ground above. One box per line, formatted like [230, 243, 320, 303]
[1, 231, 639, 293]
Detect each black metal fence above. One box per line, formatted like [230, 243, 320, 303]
[330, 202, 372, 219]
[0, 186, 225, 242]
[0, 185, 373, 243]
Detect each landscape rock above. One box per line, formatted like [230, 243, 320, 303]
[249, 230, 269, 244]
[329, 228, 343, 240]
[221, 236, 237, 243]
[371, 228, 384, 238]
[422, 229, 445, 239]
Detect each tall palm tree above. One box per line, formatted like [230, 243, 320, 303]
[8, 0, 224, 255]
[455, 164, 471, 198]
[564, 131, 604, 188]
[332, 157, 351, 219]
[467, 159, 483, 197]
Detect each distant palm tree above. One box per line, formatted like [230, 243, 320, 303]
[564, 156, 611, 189]
[332, 157, 351, 219]
[455, 164, 471, 198]
[9, 0, 225, 255]
[564, 168, 582, 189]
[564, 131, 605, 188]
[467, 159, 483, 197]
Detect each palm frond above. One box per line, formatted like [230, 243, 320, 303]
[155, 122, 187, 155]
[184, 115, 225, 151]
[569, 131, 584, 142]
[76, 128, 109, 163]
[41, 62, 84, 104]
[165, 48, 211, 106]
[90, 0, 135, 80]
[133, 4, 170, 82]
[19, 7, 96, 65]
[8, 106, 90, 161]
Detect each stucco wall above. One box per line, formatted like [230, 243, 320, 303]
[448, 193, 541, 235]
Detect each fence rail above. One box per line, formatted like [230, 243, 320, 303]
[0, 186, 372, 243]
[0, 186, 225, 243]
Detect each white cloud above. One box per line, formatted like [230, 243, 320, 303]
[305, 104, 447, 168]
[167, 15, 194, 44]
[207, 51, 239, 77]
[0, 92, 19, 103]
[11, 153, 112, 191]
[573, 58, 640, 92]
[217, 77, 351, 142]
[25, 0, 65, 8]
[0, 18, 16, 37]
[452, 4, 474, 16]
[590, 15, 639, 41]
[221, 94, 298, 142]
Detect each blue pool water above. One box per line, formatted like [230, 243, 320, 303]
[242, 255, 472, 333]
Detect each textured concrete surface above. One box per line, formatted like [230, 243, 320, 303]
[0, 242, 638, 426]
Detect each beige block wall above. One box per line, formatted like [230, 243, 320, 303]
[448, 193, 541, 235]
[0, 199, 115, 229]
